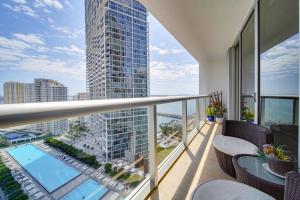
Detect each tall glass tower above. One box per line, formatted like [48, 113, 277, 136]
[85, 0, 149, 162]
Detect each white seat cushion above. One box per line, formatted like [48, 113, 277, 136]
[191, 180, 275, 200]
[212, 135, 258, 156]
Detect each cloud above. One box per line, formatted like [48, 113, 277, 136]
[0, 47, 28, 61]
[47, 17, 54, 23]
[150, 45, 185, 55]
[12, 0, 27, 4]
[0, 34, 85, 81]
[64, 0, 73, 9]
[50, 24, 83, 39]
[2, 3, 37, 17]
[150, 61, 198, 81]
[54, 45, 85, 55]
[261, 34, 299, 80]
[19, 57, 85, 80]
[33, 0, 63, 10]
[0, 36, 30, 50]
[13, 33, 45, 45]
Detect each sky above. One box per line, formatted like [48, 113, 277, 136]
[261, 33, 299, 96]
[0, 0, 199, 96]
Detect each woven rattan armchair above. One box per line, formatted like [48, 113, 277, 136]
[232, 154, 284, 200]
[214, 120, 272, 177]
[285, 171, 300, 200]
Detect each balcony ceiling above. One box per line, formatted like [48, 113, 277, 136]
[140, 0, 255, 63]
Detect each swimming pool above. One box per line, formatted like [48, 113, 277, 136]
[60, 179, 108, 200]
[7, 144, 81, 193]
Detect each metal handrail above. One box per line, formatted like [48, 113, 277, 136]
[0, 95, 208, 129]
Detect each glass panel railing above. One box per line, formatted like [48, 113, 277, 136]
[187, 100, 197, 134]
[0, 109, 149, 200]
[0, 96, 208, 200]
[261, 97, 298, 126]
[156, 101, 183, 165]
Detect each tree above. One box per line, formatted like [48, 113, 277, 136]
[104, 163, 112, 174]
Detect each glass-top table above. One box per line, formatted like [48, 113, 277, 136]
[238, 155, 285, 186]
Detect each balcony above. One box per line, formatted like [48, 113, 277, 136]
[0, 0, 299, 199]
[0, 95, 212, 200]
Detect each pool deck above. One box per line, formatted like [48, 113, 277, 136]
[52, 174, 89, 199]
[1, 141, 126, 200]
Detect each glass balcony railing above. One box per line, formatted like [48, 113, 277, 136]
[260, 96, 299, 126]
[0, 95, 209, 200]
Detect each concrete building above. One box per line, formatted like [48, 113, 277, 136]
[85, 0, 149, 161]
[33, 79, 69, 135]
[73, 92, 89, 126]
[3, 82, 24, 104]
[73, 92, 89, 101]
[24, 83, 35, 103]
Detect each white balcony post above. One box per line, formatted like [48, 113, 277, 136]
[182, 100, 187, 146]
[196, 98, 201, 129]
[148, 105, 158, 187]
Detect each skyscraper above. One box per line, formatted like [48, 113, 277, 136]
[4, 82, 24, 104]
[85, 0, 149, 161]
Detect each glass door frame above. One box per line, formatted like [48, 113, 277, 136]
[230, 1, 260, 124]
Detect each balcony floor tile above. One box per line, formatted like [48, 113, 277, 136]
[148, 123, 233, 200]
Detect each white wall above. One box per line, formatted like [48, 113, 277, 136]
[199, 56, 229, 117]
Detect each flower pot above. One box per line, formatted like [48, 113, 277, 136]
[207, 116, 215, 122]
[266, 154, 297, 175]
[215, 117, 224, 123]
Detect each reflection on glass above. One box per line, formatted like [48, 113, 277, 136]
[156, 102, 182, 165]
[187, 100, 197, 134]
[241, 13, 255, 121]
[259, 0, 299, 163]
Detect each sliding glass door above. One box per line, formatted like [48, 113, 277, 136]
[259, 0, 299, 163]
[241, 12, 256, 122]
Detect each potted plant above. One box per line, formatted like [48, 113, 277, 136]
[259, 144, 297, 176]
[242, 107, 254, 123]
[206, 106, 216, 122]
[214, 103, 227, 123]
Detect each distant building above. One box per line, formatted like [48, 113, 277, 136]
[24, 83, 35, 103]
[73, 92, 89, 101]
[3, 130, 39, 144]
[73, 92, 89, 126]
[3, 79, 69, 135]
[33, 78, 69, 135]
[35, 78, 68, 102]
[4, 82, 24, 104]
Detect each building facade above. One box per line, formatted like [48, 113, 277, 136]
[85, 0, 149, 161]
[3, 82, 24, 104]
[33, 79, 69, 135]
[24, 83, 35, 103]
[3, 79, 69, 135]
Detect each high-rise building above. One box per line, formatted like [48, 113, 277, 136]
[3, 79, 69, 135]
[3, 82, 24, 104]
[35, 78, 68, 102]
[73, 92, 89, 126]
[33, 78, 69, 135]
[24, 83, 35, 103]
[85, 0, 149, 161]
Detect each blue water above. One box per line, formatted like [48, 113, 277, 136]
[60, 179, 108, 200]
[7, 144, 80, 193]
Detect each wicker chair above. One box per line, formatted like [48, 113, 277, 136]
[189, 171, 300, 200]
[214, 120, 272, 177]
[285, 171, 300, 200]
[232, 154, 284, 200]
